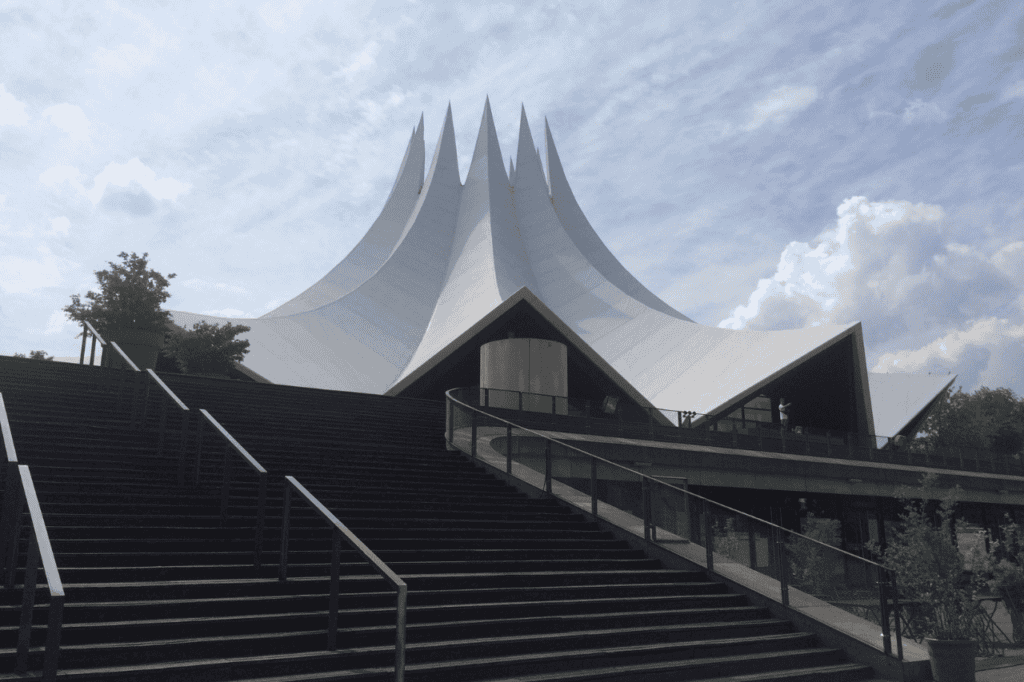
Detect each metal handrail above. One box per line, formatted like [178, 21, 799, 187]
[9, 466, 65, 681]
[142, 369, 193, 483]
[446, 388, 904, 659]
[195, 409, 268, 569]
[279, 476, 407, 681]
[79, 320, 105, 366]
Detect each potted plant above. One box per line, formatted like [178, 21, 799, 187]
[63, 252, 176, 371]
[874, 473, 986, 682]
[987, 518, 1024, 644]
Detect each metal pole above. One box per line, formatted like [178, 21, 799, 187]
[220, 442, 232, 524]
[328, 529, 341, 650]
[43, 593, 64, 682]
[89, 334, 97, 366]
[778, 525, 790, 607]
[591, 457, 598, 517]
[254, 473, 267, 570]
[4, 490, 23, 590]
[703, 498, 713, 572]
[879, 570, 892, 656]
[544, 441, 552, 494]
[16, 534, 40, 673]
[79, 326, 87, 364]
[395, 584, 408, 682]
[470, 411, 477, 459]
[279, 484, 292, 582]
[506, 423, 512, 474]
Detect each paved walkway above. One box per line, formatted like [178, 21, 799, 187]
[977, 660, 1024, 681]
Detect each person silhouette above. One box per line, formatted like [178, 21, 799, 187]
[779, 397, 791, 431]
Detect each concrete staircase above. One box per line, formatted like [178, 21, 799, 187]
[0, 357, 881, 681]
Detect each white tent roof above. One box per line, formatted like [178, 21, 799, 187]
[169, 100, 946, 434]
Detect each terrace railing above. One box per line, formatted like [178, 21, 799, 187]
[447, 387, 906, 662]
[465, 386, 1024, 477]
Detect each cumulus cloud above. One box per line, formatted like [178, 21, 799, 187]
[42, 103, 92, 142]
[0, 246, 66, 294]
[0, 84, 29, 126]
[88, 158, 191, 204]
[720, 195, 1024, 393]
[50, 217, 71, 236]
[742, 85, 818, 132]
[1001, 80, 1024, 102]
[902, 98, 946, 124]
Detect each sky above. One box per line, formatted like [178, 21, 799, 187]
[1, 0, 1022, 399]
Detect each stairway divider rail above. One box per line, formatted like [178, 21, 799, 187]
[446, 387, 904, 662]
[195, 409, 268, 569]
[279, 475, 407, 682]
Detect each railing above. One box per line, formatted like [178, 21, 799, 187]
[78, 320, 105, 367]
[447, 388, 905, 661]
[279, 476, 407, 681]
[467, 386, 1024, 477]
[195, 409, 268, 569]
[0, 395, 64, 682]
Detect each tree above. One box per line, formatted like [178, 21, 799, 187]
[13, 350, 54, 361]
[915, 386, 1024, 456]
[162, 321, 251, 375]
[63, 252, 176, 335]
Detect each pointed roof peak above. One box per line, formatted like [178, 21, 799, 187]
[463, 97, 508, 186]
[416, 112, 424, 136]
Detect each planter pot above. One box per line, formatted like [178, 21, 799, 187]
[925, 638, 976, 682]
[102, 327, 166, 371]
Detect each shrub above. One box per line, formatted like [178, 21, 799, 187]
[13, 351, 55, 361]
[162, 321, 251, 375]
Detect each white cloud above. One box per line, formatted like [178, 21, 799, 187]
[42, 103, 92, 142]
[0, 247, 65, 295]
[44, 309, 77, 336]
[259, 0, 309, 32]
[742, 85, 817, 132]
[902, 98, 946, 124]
[719, 196, 948, 330]
[92, 43, 150, 77]
[50, 216, 71, 236]
[39, 165, 87, 194]
[1001, 80, 1024, 102]
[0, 84, 29, 126]
[871, 317, 1024, 374]
[87, 158, 191, 204]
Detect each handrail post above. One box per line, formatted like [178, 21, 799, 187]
[43, 592, 64, 682]
[703, 498, 714, 572]
[505, 423, 512, 474]
[0, 463, 20, 585]
[642, 476, 653, 542]
[89, 333, 98, 367]
[544, 440, 552, 494]
[254, 472, 267, 570]
[395, 584, 408, 682]
[221, 438, 233, 524]
[195, 417, 204, 486]
[470, 410, 477, 459]
[4, 484, 23, 590]
[79, 325, 87, 364]
[328, 529, 341, 650]
[279, 483, 292, 581]
[16, 534, 40, 673]
[590, 457, 598, 516]
[778, 525, 790, 607]
[878, 568, 892, 656]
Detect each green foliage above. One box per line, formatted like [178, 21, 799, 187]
[162, 321, 251, 375]
[13, 350, 54, 361]
[788, 514, 842, 598]
[988, 518, 1024, 614]
[915, 386, 1024, 456]
[63, 252, 176, 335]
[874, 473, 987, 641]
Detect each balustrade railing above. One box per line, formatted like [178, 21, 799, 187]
[447, 388, 906, 661]
[465, 386, 1023, 476]
[279, 476, 407, 681]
